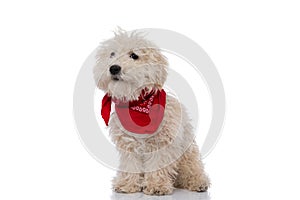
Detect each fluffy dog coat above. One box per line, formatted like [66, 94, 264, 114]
[93, 30, 210, 195]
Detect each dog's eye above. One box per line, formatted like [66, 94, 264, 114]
[110, 52, 115, 58]
[129, 52, 139, 60]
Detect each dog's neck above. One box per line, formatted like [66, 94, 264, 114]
[108, 85, 162, 102]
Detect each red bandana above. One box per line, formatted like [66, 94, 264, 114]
[101, 89, 166, 134]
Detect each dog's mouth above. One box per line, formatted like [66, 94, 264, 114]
[111, 75, 122, 81]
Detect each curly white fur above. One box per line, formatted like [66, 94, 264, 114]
[93, 29, 210, 195]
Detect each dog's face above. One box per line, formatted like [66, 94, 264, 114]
[93, 31, 168, 101]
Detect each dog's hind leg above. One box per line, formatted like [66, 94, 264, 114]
[174, 142, 210, 192]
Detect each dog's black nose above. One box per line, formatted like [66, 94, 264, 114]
[109, 65, 121, 75]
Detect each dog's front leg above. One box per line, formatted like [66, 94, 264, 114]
[112, 151, 143, 193]
[112, 171, 142, 193]
[142, 166, 175, 195]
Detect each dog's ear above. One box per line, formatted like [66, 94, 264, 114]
[93, 48, 111, 91]
[93, 66, 108, 90]
[148, 49, 168, 88]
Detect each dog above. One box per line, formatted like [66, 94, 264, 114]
[93, 29, 210, 195]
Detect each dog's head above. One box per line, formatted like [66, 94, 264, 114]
[93, 29, 168, 101]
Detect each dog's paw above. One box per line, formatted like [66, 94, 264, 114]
[142, 186, 173, 195]
[196, 184, 209, 192]
[197, 176, 210, 192]
[185, 176, 210, 192]
[113, 185, 141, 193]
[195, 179, 210, 192]
[185, 183, 209, 192]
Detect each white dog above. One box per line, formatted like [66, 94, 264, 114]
[93, 29, 210, 195]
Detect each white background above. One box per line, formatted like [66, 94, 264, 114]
[0, 1, 299, 200]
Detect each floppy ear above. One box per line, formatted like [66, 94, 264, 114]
[148, 48, 168, 88]
[93, 51, 110, 91]
[93, 64, 112, 90]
